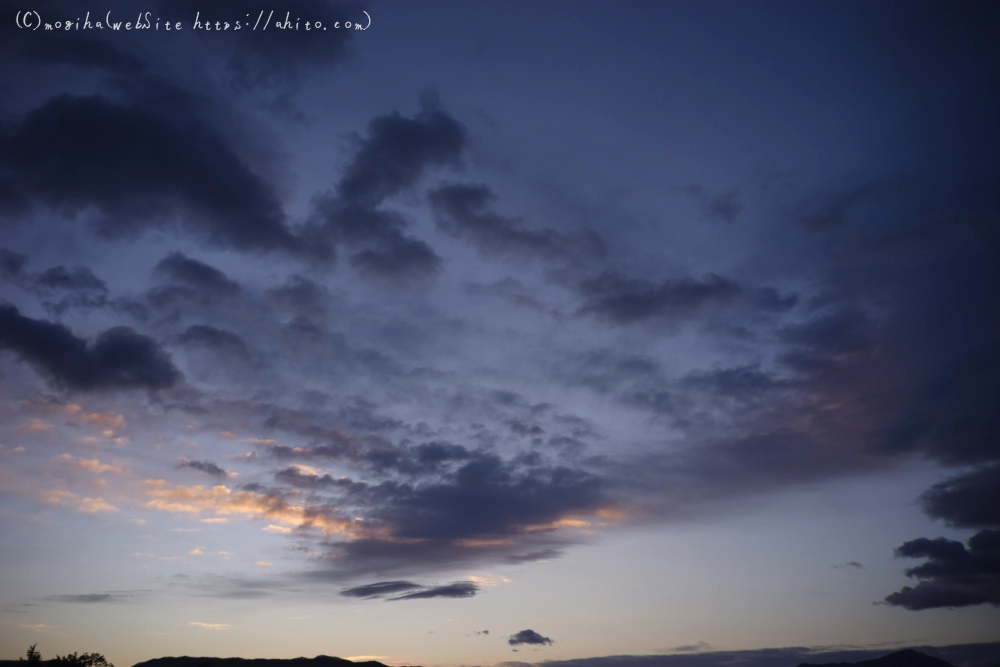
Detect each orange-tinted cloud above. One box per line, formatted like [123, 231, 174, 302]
[43, 489, 118, 513]
[142, 479, 360, 535]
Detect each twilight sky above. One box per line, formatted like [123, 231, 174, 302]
[1, 1, 999, 666]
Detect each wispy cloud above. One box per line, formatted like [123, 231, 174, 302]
[43, 490, 118, 513]
[51, 453, 125, 474]
[188, 621, 231, 631]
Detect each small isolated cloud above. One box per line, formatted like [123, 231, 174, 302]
[17, 623, 58, 632]
[263, 524, 293, 534]
[47, 593, 122, 603]
[179, 457, 228, 478]
[47, 590, 147, 604]
[469, 574, 509, 587]
[390, 581, 479, 600]
[833, 561, 864, 569]
[345, 658, 387, 662]
[673, 642, 712, 653]
[340, 581, 421, 599]
[254, 561, 273, 568]
[340, 580, 480, 600]
[475, 630, 490, 635]
[508, 629, 553, 646]
[188, 621, 231, 630]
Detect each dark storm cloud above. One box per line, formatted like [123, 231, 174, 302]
[348, 235, 442, 282]
[280, 450, 606, 577]
[361, 453, 605, 542]
[413, 441, 472, 464]
[0, 95, 304, 255]
[882, 530, 1000, 610]
[429, 183, 583, 259]
[249, 403, 504, 479]
[0, 261, 114, 315]
[564, 264, 948, 498]
[149, 253, 248, 311]
[339, 580, 421, 599]
[259, 426, 417, 475]
[0, 303, 180, 391]
[335, 94, 466, 209]
[508, 421, 544, 438]
[178, 458, 228, 478]
[877, 345, 1000, 466]
[508, 629, 553, 646]
[153, 252, 242, 297]
[266, 275, 328, 319]
[0, 253, 136, 317]
[553, 350, 782, 429]
[919, 464, 1000, 530]
[273, 466, 371, 493]
[576, 271, 741, 325]
[175, 325, 251, 360]
[35, 266, 108, 294]
[850, 233, 1000, 474]
[308, 94, 466, 280]
[0, 252, 108, 298]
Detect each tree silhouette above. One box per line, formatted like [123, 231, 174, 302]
[17, 647, 114, 667]
[20, 645, 41, 663]
[52, 653, 114, 667]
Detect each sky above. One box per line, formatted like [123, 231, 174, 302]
[0, 1, 999, 666]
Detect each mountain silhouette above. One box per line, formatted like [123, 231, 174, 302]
[132, 657, 407, 667]
[798, 650, 955, 667]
